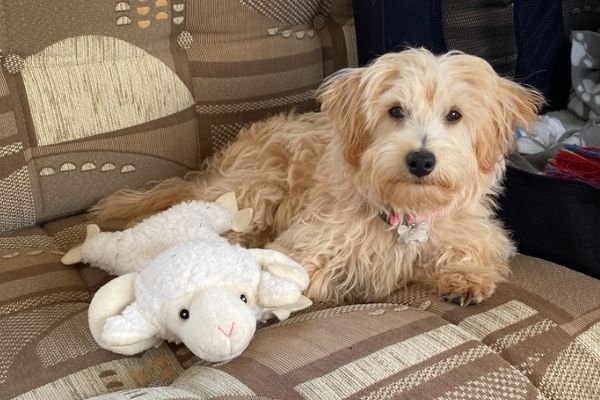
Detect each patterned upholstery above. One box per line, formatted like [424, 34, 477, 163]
[0, 0, 356, 232]
[169, 258, 600, 400]
[188, 0, 355, 157]
[2, 210, 599, 399]
[0, 0, 196, 232]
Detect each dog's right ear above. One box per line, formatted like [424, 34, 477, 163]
[318, 68, 369, 167]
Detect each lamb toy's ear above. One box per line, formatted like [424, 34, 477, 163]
[88, 273, 161, 355]
[215, 192, 253, 233]
[61, 224, 101, 265]
[249, 249, 312, 321]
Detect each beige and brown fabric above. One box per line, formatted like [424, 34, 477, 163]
[0, 0, 199, 232]
[0, 214, 184, 399]
[2, 212, 599, 400]
[0, 0, 357, 232]
[154, 256, 599, 400]
[185, 0, 357, 158]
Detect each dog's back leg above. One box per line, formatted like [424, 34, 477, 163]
[91, 164, 288, 247]
[91, 176, 200, 226]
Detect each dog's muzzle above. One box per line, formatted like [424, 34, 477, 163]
[405, 150, 436, 177]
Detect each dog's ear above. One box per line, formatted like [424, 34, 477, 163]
[318, 68, 369, 167]
[476, 78, 544, 172]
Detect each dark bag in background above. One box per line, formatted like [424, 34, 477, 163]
[499, 166, 600, 279]
[352, 0, 600, 277]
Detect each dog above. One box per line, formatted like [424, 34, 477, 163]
[93, 48, 543, 306]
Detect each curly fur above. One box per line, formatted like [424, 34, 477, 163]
[93, 49, 543, 305]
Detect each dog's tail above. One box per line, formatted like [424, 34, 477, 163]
[91, 176, 204, 225]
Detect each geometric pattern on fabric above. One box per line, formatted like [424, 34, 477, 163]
[457, 300, 538, 340]
[0, 303, 88, 384]
[491, 319, 557, 352]
[239, 0, 324, 25]
[540, 340, 600, 400]
[87, 387, 202, 400]
[23, 35, 195, 147]
[1, 228, 599, 400]
[575, 322, 600, 359]
[0, 0, 199, 232]
[0, 166, 36, 232]
[210, 123, 246, 153]
[36, 309, 100, 368]
[173, 365, 256, 398]
[11, 346, 185, 400]
[436, 366, 534, 400]
[196, 90, 315, 114]
[360, 345, 495, 400]
[295, 324, 476, 399]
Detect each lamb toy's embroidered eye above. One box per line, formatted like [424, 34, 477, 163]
[240, 294, 247, 303]
[179, 309, 190, 320]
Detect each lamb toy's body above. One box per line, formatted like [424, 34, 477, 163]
[77, 197, 242, 275]
[62, 193, 311, 362]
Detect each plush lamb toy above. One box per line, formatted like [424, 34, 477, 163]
[62, 193, 312, 362]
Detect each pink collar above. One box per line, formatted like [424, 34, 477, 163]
[379, 208, 433, 244]
[379, 209, 419, 227]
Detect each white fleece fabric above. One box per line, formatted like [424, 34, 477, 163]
[80, 200, 233, 275]
[136, 238, 262, 320]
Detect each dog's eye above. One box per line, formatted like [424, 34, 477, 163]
[179, 309, 190, 320]
[240, 294, 247, 303]
[446, 110, 462, 123]
[388, 106, 405, 119]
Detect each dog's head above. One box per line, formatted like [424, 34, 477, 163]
[318, 48, 543, 213]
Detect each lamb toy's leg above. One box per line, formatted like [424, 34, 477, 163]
[61, 224, 100, 265]
[62, 224, 146, 275]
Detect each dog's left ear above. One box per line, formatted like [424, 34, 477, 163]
[477, 78, 544, 172]
[318, 68, 369, 167]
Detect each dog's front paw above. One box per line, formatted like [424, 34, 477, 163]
[437, 273, 496, 306]
[441, 292, 483, 306]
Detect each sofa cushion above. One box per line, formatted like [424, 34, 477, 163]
[0, 0, 199, 233]
[185, 0, 357, 158]
[2, 212, 599, 399]
[169, 304, 548, 399]
[0, 215, 191, 400]
[161, 256, 600, 400]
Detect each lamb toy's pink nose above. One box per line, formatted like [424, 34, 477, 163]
[218, 322, 236, 338]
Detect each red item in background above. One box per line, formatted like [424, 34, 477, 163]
[545, 145, 600, 188]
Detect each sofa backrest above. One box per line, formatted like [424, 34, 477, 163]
[0, 0, 357, 233]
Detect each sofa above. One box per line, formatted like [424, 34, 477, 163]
[1, 1, 598, 399]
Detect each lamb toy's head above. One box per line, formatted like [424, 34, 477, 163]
[88, 238, 311, 362]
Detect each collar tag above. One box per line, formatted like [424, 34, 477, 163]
[380, 210, 430, 244]
[396, 221, 429, 244]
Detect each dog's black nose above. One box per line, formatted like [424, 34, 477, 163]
[405, 151, 436, 177]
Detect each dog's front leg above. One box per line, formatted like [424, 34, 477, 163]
[267, 216, 393, 304]
[268, 236, 345, 304]
[418, 218, 514, 306]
